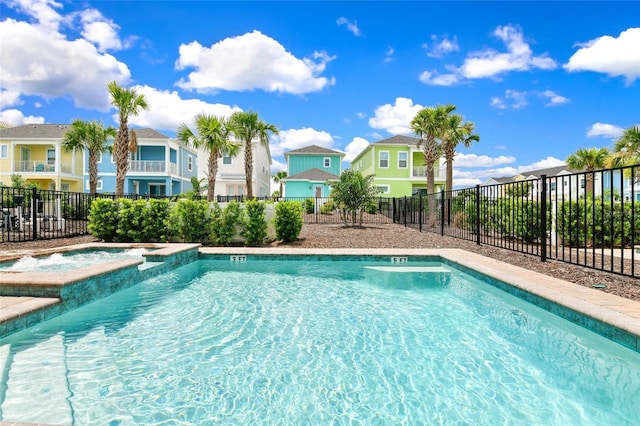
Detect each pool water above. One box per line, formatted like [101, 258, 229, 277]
[0, 248, 148, 272]
[1, 258, 639, 425]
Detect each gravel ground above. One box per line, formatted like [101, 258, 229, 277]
[1, 224, 639, 301]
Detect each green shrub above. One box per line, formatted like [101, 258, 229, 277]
[116, 199, 146, 242]
[364, 200, 378, 215]
[242, 199, 268, 246]
[320, 199, 335, 214]
[274, 201, 303, 242]
[211, 201, 244, 245]
[170, 199, 211, 242]
[88, 198, 119, 242]
[142, 198, 171, 242]
[304, 198, 315, 214]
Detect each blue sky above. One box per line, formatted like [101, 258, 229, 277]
[1, 1, 638, 188]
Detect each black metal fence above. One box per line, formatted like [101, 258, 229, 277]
[405, 165, 639, 279]
[1, 187, 173, 243]
[3, 165, 638, 280]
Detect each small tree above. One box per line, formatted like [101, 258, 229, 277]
[330, 170, 378, 227]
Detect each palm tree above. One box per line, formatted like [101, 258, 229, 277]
[566, 147, 609, 196]
[411, 104, 454, 226]
[272, 170, 287, 198]
[441, 113, 480, 220]
[441, 114, 479, 192]
[609, 125, 640, 167]
[62, 119, 116, 194]
[229, 111, 279, 199]
[177, 114, 238, 201]
[107, 81, 149, 196]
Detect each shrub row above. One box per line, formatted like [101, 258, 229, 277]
[88, 198, 303, 245]
[451, 196, 639, 247]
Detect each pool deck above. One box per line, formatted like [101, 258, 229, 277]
[1, 245, 639, 352]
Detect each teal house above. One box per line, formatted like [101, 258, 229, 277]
[282, 145, 344, 198]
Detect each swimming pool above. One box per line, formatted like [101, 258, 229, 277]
[1, 257, 638, 425]
[0, 248, 149, 272]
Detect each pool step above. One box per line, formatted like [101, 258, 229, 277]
[364, 265, 451, 273]
[1, 334, 72, 424]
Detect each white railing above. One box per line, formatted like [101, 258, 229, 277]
[169, 163, 177, 174]
[129, 160, 166, 173]
[412, 166, 446, 179]
[13, 161, 55, 172]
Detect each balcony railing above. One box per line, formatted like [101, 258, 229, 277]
[129, 160, 166, 173]
[412, 166, 445, 179]
[12, 161, 74, 174]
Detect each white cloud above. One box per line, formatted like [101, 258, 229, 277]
[421, 24, 557, 86]
[518, 156, 565, 171]
[490, 89, 528, 109]
[424, 35, 459, 58]
[356, 112, 366, 119]
[384, 46, 394, 63]
[336, 17, 362, 37]
[0, 89, 23, 108]
[564, 27, 640, 84]
[343, 137, 370, 163]
[5, 0, 64, 32]
[77, 8, 134, 52]
[454, 153, 516, 168]
[175, 30, 335, 95]
[0, 18, 131, 110]
[540, 90, 569, 106]
[419, 71, 460, 86]
[270, 127, 336, 157]
[126, 86, 242, 131]
[0, 109, 46, 126]
[586, 122, 624, 139]
[270, 159, 287, 173]
[490, 89, 568, 109]
[369, 97, 423, 135]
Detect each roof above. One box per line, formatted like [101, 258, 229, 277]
[0, 124, 71, 139]
[372, 135, 420, 146]
[483, 177, 513, 185]
[284, 145, 344, 156]
[285, 168, 340, 181]
[133, 128, 169, 139]
[517, 164, 579, 178]
[0, 124, 169, 140]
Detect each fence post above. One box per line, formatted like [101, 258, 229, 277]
[31, 187, 38, 240]
[418, 195, 423, 232]
[540, 175, 547, 262]
[440, 189, 445, 236]
[403, 196, 407, 227]
[475, 185, 480, 245]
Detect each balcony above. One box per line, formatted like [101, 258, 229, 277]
[412, 166, 446, 179]
[129, 160, 166, 173]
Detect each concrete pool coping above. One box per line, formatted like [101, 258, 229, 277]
[0, 245, 638, 351]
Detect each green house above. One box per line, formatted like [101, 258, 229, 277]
[350, 135, 445, 197]
[283, 145, 344, 198]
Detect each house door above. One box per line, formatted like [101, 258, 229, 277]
[315, 186, 322, 198]
[149, 183, 166, 197]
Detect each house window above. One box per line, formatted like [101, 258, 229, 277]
[61, 183, 70, 192]
[550, 182, 556, 191]
[47, 149, 55, 165]
[97, 152, 102, 163]
[376, 185, 390, 194]
[379, 151, 389, 168]
[222, 155, 232, 165]
[580, 179, 585, 189]
[0, 144, 7, 158]
[86, 179, 103, 190]
[324, 157, 331, 168]
[188, 155, 193, 171]
[398, 152, 408, 168]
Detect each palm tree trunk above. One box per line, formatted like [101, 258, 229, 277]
[423, 137, 438, 227]
[115, 119, 129, 196]
[88, 151, 98, 195]
[244, 139, 254, 199]
[207, 151, 219, 202]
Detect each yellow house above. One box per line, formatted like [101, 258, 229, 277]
[0, 124, 84, 191]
